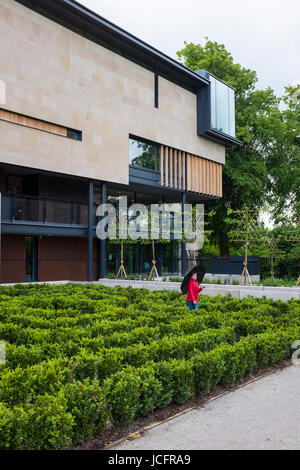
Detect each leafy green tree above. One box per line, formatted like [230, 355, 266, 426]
[177, 40, 300, 255]
[130, 142, 160, 171]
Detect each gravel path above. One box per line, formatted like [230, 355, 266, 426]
[112, 365, 300, 450]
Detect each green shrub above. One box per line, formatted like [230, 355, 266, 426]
[104, 367, 141, 426]
[218, 343, 247, 384]
[96, 348, 124, 380]
[0, 402, 28, 450]
[0, 393, 74, 450]
[169, 359, 195, 404]
[136, 365, 163, 417]
[21, 393, 74, 450]
[153, 359, 195, 405]
[124, 342, 158, 367]
[71, 350, 99, 381]
[30, 359, 73, 397]
[0, 359, 72, 405]
[253, 328, 298, 368]
[63, 379, 108, 444]
[0, 367, 32, 405]
[5, 344, 43, 368]
[192, 350, 225, 395]
[153, 361, 174, 407]
[0, 283, 299, 449]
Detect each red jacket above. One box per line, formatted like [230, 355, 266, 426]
[186, 279, 203, 303]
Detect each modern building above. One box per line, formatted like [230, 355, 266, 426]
[0, 0, 239, 283]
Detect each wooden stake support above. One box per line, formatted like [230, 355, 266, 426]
[229, 208, 265, 286]
[239, 262, 252, 286]
[148, 240, 159, 281]
[116, 241, 127, 279]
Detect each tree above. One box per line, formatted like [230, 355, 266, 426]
[270, 85, 300, 222]
[177, 40, 300, 255]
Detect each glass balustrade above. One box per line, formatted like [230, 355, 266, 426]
[1, 194, 95, 226]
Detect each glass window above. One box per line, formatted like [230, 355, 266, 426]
[210, 76, 217, 129]
[129, 137, 160, 171]
[107, 189, 135, 207]
[216, 80, 229, 135]
[210, 76, 235, 137]
[7, 175, 23, 195]
[135, 193, 159, 207]
[67, 128, 82, 141]
[228, 88, 236, 137]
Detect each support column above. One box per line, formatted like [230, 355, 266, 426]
[99, 182, 106, 278]
[88, 180, 94, 282]
[181, 192, 187, 276]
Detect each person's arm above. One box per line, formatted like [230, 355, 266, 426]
[198, 285, 203, 293]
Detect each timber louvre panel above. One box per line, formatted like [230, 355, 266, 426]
[0, 109, 68, 137]
[178, 151, 182, 190]
[160, 144, 223, 197]
[0, 108, 82, 141]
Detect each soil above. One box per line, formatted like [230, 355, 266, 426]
[73, 359, 292, 451]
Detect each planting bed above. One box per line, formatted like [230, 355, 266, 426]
[0, 283, 299, 449]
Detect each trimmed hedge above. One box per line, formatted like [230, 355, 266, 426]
[0, 283, 299, 449]
[103, 326, 300, 426]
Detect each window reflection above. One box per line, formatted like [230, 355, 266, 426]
[129, 137, 160, 171]
[228, 89, 235, 137]
[210, 76, 235, 138]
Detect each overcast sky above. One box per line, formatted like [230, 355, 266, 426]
[78, 0, 299, 98]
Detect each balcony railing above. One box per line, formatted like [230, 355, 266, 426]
[1, 194, 96, 226]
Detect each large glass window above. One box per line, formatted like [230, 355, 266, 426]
[129, 137, 160, 171]
[107, 188, 135, 208]
[210, 76, 235, 138]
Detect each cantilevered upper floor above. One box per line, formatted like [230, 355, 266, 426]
[0, 0, 240, 199]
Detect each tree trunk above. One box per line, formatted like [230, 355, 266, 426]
[219, 231, 230, 257]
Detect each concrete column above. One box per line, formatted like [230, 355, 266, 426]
[157, 243, 163, 276]
[88, 180, 94, 282]
[116, 243, 121, 276]
[181, 192, 187, 276]
[99, 182, 106, 278]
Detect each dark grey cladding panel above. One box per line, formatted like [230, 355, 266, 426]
[1, 222, 88, 237]
[210, 256, 261, 275]
[129, 166, 160, 186]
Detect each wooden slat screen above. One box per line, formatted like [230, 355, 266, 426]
[0, 109, 68, 137]
[160, 144, 222, 197]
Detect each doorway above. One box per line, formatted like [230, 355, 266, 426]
[25, 237, 38, 282]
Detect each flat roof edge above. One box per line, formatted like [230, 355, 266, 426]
[14, 0, 210, 90]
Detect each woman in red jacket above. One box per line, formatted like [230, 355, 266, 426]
[186, 272, 203, 310]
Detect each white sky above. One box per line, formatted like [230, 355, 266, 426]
[78, 0, 299, 98]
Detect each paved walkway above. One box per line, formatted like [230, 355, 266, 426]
[1, 280, 299, 301]
[98, 279, 300, 301]
[112, 365, 300, 450]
